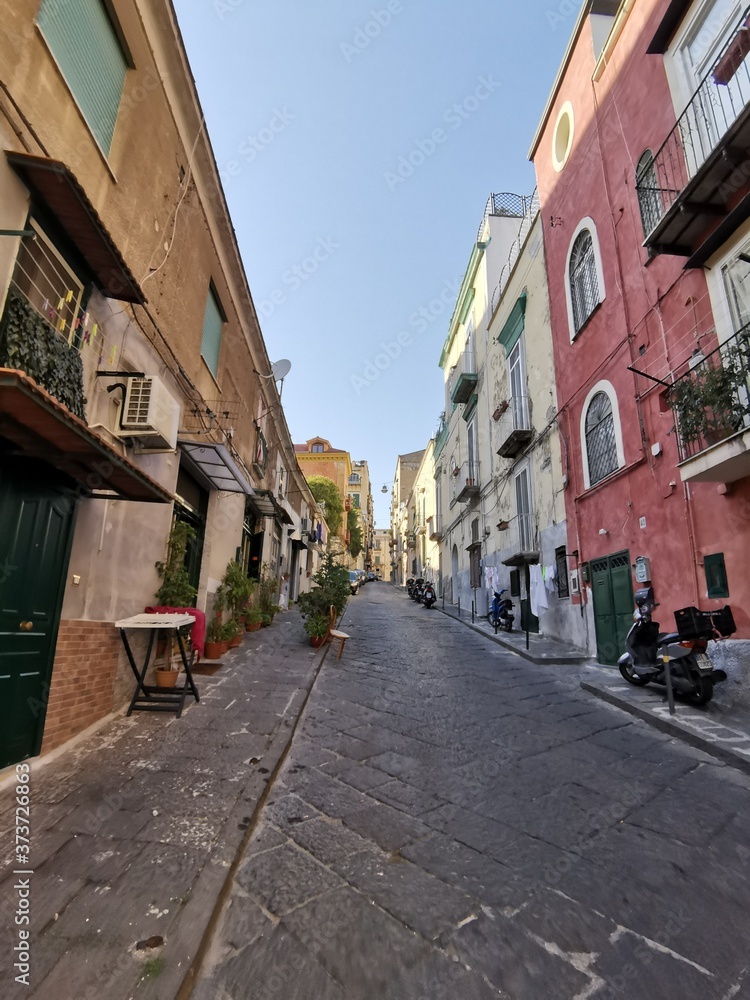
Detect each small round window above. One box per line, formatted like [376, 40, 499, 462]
[552, 102, 574, 172]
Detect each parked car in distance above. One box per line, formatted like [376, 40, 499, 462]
[348, 571, 360, 595]
[367, 571, 375, 581]
[356, 569, 366, 588]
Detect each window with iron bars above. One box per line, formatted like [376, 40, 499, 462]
[585, 391, 618, 486]
[569, 229, 599, 333]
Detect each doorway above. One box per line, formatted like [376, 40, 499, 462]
[0, 460, 77, 767]
[590, 550, 634, 665]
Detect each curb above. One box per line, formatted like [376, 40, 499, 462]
[432, 602, 591, 665]
[148, 637, 334, 1000]
[581, 676, 750, 777]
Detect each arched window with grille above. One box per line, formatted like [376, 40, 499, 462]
[636, 150, 660, 239]
[569, 229, 599, 333]
[584, 391, 619, 486]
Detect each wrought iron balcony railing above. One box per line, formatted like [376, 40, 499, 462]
[454, 461, 480, 503]
[668, 325, 750, 463]
[434, 412, 449, 458]
[496, 394, 532, 458]
[636, 6, 750, 241]
[429, 514, 443, 540]
[450, 350, 478, 405]
[499, 512, 538, 564]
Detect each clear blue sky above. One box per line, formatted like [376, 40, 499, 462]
[172, 0, 574, 527]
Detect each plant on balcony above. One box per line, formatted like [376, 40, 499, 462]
[669, 347, 749, 449]
[0, 289, 87, 420]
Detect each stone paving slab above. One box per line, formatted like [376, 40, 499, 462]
[0, 612, 328, 1000]
[582, 664, 750, 775]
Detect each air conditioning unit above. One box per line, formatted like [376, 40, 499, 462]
[116, 376, 180, 449]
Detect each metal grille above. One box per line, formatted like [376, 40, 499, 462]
[125, 379, 152, 427]
[585, 392, 618, 485]
[610, 553, 630, 569]
[635, 152, 662, 237]
[591, 559, 608, 573]
[570, 230, 599, 333]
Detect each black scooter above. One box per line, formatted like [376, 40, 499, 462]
[406, 578, 415, 597]
[487, 589, 514, 631]
[411, 578, 425, 603]
[422, 582, 436, 609]
[618, 587, 732, 707]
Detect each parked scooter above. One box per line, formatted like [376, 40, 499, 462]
[411, 578, 425, 602]
[406, 578, 415, 597]
[618, 587, 733, 706]
[487, 589, 514, 631]
[422, 582, 437, 609]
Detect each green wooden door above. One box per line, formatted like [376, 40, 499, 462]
[591, 550, 633, 665]
[0, 462, 76, 767]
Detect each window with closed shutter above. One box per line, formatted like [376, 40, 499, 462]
[38, 0, 128, 154]
[200, 285, 224, 377]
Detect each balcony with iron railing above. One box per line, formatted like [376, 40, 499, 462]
[453, 461, 480, 503]
[495, 395, 533, 458]
[415, 511, 426, 535]
[637, 6, 750, 262]
[450, 349, 478, 405]
[428, 513, 443, 541]
[668, 325, 750, 483]
[499, 513, 539, 566]
[434, 412, 449, 458]
[406, 529, 417, 549]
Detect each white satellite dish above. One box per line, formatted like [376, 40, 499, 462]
[270, 359, 292, 380]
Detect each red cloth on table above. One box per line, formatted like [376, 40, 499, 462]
[144, 606, 205, 659]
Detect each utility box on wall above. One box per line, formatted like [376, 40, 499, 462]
[635, 556, 651, 584]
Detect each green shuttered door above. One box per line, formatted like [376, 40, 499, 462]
[38, 0, 127, 154]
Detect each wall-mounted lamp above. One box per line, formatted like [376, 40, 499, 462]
[598, 528, 609, 536]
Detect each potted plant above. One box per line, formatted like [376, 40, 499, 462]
[304, 612, 328, 647]
[260, 611, 273, 628]
[244, 607, 263, 632]
[205, 616, 223, 660]
[669, 349, 749, 452]
[155, 521, 197, 607]
[224, 619, 242, 649]
[223, 560, 255, 625]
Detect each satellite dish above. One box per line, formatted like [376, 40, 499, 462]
[271, 359, 292, 380]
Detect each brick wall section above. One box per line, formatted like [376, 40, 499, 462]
[40, 620, 123, 755]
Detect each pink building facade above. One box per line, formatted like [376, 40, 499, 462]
[530, 0, 750, 683]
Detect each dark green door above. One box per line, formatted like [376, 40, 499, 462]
[591, 551, 633, 665]
[0, 461, 76, 767]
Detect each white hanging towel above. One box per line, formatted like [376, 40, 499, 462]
[529, 565, 549, 617]
[545, 564, 557, 592]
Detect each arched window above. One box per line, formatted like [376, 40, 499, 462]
[569, 229, 599, 333]
[349, 473, 361, 484]
[636, 150, 660, 238]
[585, 392, 618, 486]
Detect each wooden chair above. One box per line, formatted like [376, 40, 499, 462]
[327, 605, 350, 660]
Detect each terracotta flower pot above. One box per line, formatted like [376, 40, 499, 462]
[155, 668, 179, 688]
[309, 635, 325, 648]
[246, 622, 262, 632]
[205, 641, 223, 660]
[228, 633, 242, 649]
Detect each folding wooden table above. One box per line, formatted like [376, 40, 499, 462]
[115, 613, 199, 718]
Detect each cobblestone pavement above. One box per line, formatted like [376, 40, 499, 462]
[193, 584, 750, 1000]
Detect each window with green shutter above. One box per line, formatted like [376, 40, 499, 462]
[38, 0, 128, 154]
[201, 285, 224, 377]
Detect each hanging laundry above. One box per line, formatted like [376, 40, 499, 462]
[529, 564, 548, 617]
[545, 564, 557, 592]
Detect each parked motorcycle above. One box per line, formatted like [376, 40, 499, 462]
[487, 588, 515, 631]
[411, 578, 425, 603]
[422, 582, 437, 609]
[618, 587, 733, 706]
[406, 578, 415, 597]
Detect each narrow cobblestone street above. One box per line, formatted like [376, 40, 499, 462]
[192, 583, 750, 1000]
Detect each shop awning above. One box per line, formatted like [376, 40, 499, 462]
[5, 152, 144, 304]
[179, 441, 253, 494]
[0, 369, 172, 502]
